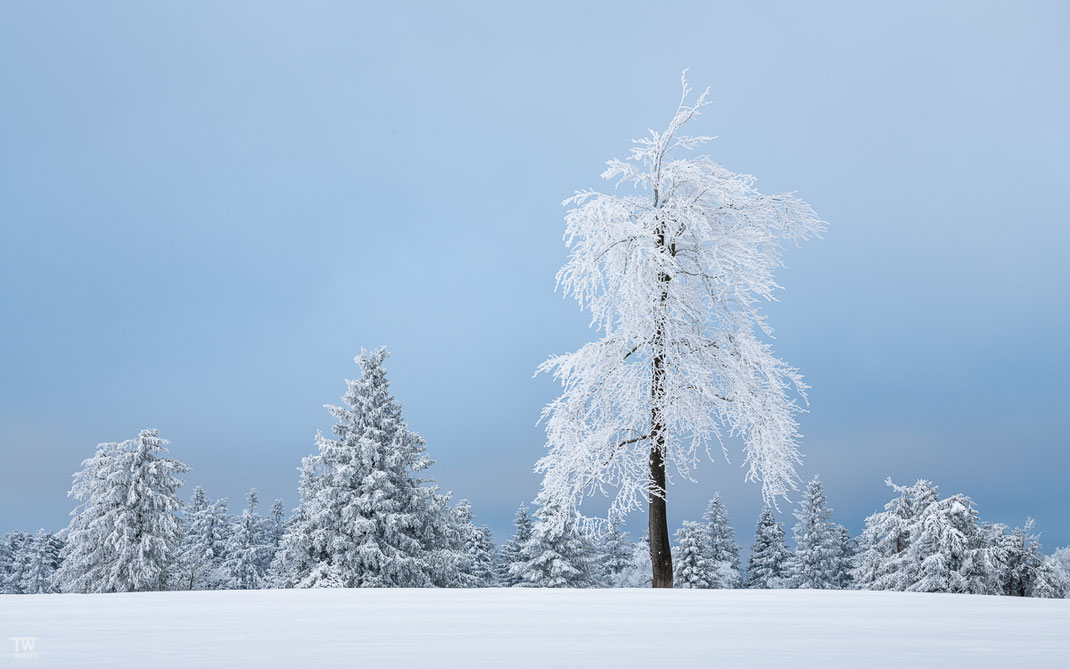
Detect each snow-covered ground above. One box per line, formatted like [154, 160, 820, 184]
[2, 589, 1068, 667]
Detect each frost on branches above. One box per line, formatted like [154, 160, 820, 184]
[535, 72, 824, 587]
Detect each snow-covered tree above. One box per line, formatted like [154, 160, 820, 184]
[904, 493, 986, 594]
[1051, 547, 1070, 597]
[277, 348, 458, 588]
[446, 499, 497, 588]
[466, 524, 498, 588]
[20, 529, 63, 594]
[57, 429, 188, 593]
[994, 520, 1066, 599]
[0, 531, 32, 594]
[851, 478, 939, 591]
[746, 507, 790, 589]
[702, 494, 741, 588]
[175, 492, 230, 591]
[673, 521, 714, 588]
[599, 517, 634, 587]
[787, 476, 842, 589]
[535, 72, 825, 587]
[511, 506, 597, 588]
[614, 534, 654, 588]
[270, 498, 285, 549]
[498, 504, 533, 587]
[221, 489, 273, 590]
[833, 524, 855, 589]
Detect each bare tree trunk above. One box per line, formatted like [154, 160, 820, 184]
[648, 216, 673, 588]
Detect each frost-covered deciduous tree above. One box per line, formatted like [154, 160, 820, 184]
[702, 494, 741, 588]
[510, 506, 597, 588]
[175, 491, 230, 591]
[673, 521, 713, 588]
[746, 507, 791, 589]
[277, 348, 458, 588]
[787, 477, 842, 589]
[499, 504, 533, 587]
[57, 429, 188, 593]
[536, 73, 825, 587]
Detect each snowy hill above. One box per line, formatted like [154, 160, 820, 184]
[2, 589, 1068, 667]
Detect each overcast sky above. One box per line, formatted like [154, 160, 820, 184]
[2, 1, 1068, 549]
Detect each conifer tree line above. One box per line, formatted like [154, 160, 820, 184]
[2, 349, 1069, 596]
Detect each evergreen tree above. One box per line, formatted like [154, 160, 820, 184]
[277, 348, 457, 588]
[0, 531, 32, 594]
[833, 524, 855, 589]
[673, 521, 714, 588]
[57, 429, 188, 593]
[510, 507, 597, 588]
[746, 507, 791, 589]
[466, 524, 498, 588]
[613, 534, 653, 588]
[787, 476, 842, 589]
[1050, 546, 1070, 597]
[904, 493, 985, 594]
[175, 493, 230, 590]
[21, 529, 63, 594]
[222, 489, 273, 590]
[499, 504, 533, 587]
[599, 517, 633, 588]
[702, 494, 741, 588]
[270, 498, 285, 549]
[852, 479, 939, 591]
[995, 519, 1066, 598]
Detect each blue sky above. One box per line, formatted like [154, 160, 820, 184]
[2, 1, 1068, 549]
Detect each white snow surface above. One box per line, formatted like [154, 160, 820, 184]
[2, 588, 1068, 667]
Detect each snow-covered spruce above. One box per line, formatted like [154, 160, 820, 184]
[746, 506, 791, 589]
[174, 489, 230, 591]
[0, 531, 32, 594]
[21, 529, 64, 594]
[599, 517, 634, 588]
[673, 521, 714, 588]
[702, 494, 742, 588]
[510, 506, 598, 588]
[271, 348, 468, 588]
[497, 504, 533, 587]
[786, 476, 845, 590]
[56, 429, 188, 593]
[535, 72, 824, 587]
[221, 489, 274, 590]
[851, 478, 938, 591]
